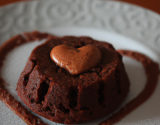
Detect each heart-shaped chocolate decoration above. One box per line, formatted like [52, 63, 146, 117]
[50, 44, 101, 75]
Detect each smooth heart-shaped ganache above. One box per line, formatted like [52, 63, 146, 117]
[17, 36, 130, 124]
[50, 44, 101, 75]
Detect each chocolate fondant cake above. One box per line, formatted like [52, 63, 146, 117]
[17, 36, 130, 124]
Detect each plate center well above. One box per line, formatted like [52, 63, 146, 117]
[1, 27, 160, 124]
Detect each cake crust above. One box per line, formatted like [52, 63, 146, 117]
[17, 36, 130, 124]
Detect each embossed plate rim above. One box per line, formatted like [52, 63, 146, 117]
[0, 0, 160, 55]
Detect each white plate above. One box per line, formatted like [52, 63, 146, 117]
[0, 0, 160, 125]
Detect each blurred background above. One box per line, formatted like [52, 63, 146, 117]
[0, 0, 160, 14]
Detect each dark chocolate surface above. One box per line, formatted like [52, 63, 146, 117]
[17, 36, 130, 124]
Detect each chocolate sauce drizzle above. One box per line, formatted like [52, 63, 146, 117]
[0, 32, 159, 125]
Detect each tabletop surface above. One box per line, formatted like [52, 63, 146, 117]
[0, 0, 160, 14]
